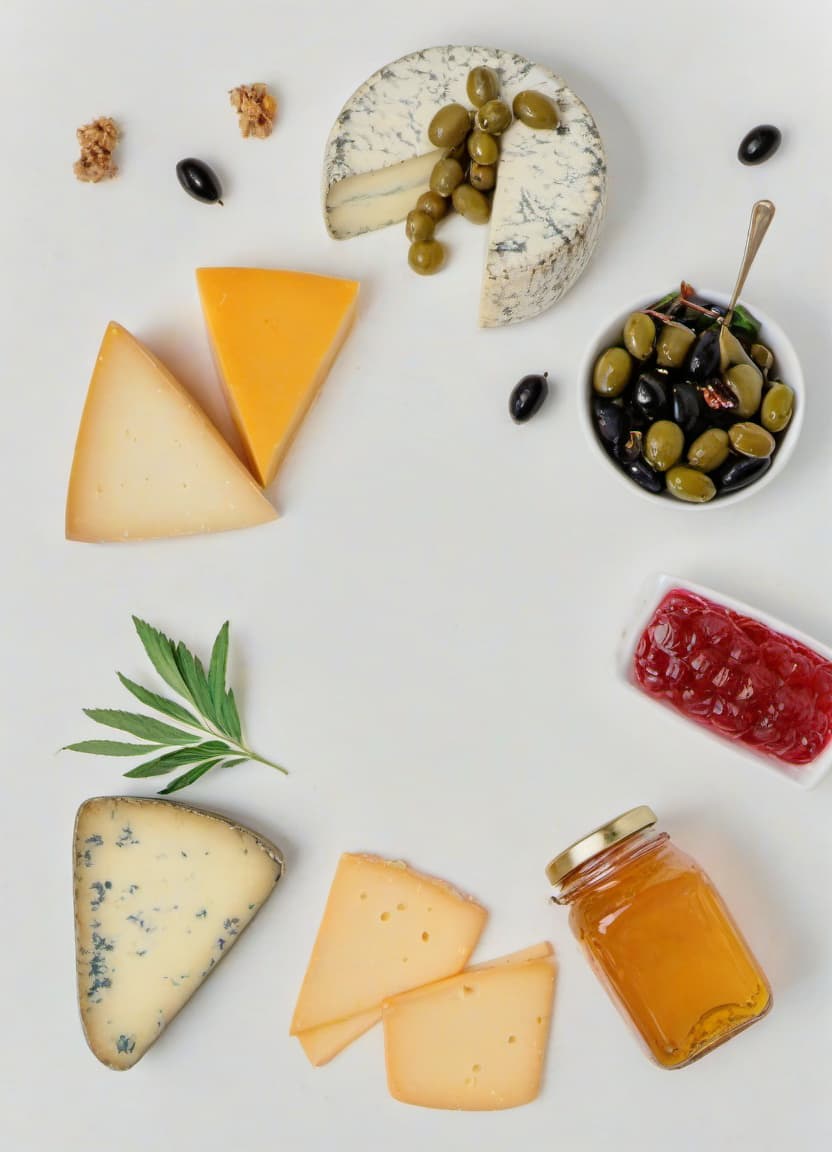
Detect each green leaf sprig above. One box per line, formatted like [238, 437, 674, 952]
[65, 618, 287, 794]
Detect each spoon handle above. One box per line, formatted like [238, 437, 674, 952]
[725, 199, 776, 324]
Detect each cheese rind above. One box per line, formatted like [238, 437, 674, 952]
[322, 45, 606, 326]
[66, 322, 277, 542]
[196, 268, 359, 487]
[383, 949, 556, 1110]
[73, 796, 283, 1070]
[290, 853, 487, 1035]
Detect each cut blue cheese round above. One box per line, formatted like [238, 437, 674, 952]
[322, 45, 607, 327]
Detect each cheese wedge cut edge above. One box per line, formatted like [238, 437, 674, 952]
[66, 322, 276, 543]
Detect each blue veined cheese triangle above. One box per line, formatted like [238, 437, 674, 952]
[322, 45, 607, 327]
[66, 322, 277, 542]
[73, 797, 283, 1070]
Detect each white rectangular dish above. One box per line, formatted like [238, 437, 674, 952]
[618, 574, 832, 789]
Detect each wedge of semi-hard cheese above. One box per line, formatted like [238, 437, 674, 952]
[383, 945, 556, 1110]
[66, 322, 276, 542]
[291, 854, 487, 1038]
[197, 268, 359, 487]
[297, 940, 553, 1066]
[73, 796, 283, 1070]
[322, 45, 606, 327]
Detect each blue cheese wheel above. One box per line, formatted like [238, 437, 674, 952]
[322, 45, 607, 327]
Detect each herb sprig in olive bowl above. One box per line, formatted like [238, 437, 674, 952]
[579, 284, 803, 506]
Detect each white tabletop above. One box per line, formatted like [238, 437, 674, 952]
[1, 1, 831, 1148]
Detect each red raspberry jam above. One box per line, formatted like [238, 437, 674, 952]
[632, 589, 832, 767]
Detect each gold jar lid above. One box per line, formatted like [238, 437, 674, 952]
[546, 805, 657, 893]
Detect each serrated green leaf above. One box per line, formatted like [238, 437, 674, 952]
[208, 622, 230, 719]
[63, 740, 166, 757]
[83, 709, 201, 744]
[123, 741, 232, 778]
[117, 674, 202, 728]
[174, 642, 216, 725]
[158, 757, 226, 795]
[132, 617, 194, 704]
[221, 688, 243, 743]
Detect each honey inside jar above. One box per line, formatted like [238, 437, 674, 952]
[548, 807, 771, 1068]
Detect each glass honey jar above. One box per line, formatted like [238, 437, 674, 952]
[547, 806, 772, 1068]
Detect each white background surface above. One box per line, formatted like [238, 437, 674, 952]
[1, 2, 831, 1149]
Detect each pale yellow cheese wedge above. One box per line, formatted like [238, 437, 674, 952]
[290, 854, 487, 1036]
[197, 268, 359, 487]
[66, 322, 276, 542]
[296, 941, 553, 1066]
[74, 797, 283, 1070]
[383, 948, 556, 1110]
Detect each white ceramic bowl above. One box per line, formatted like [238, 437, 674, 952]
[579, 289, 804, 508]
[619, 574, 832, 789]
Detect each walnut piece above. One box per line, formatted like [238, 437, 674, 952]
[73, 117, 120, 183]
[229, 84, 277, 139]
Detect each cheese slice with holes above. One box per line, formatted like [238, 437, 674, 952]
[290, 854, 486, 1036]
[66, 322, 276, 542]
[197, 268, 359, 487]
[383, 947, 556, 1110]
[74, 796, 283, 1070]
[322, 45, 606, 327]
[297, 941, 553, 1066]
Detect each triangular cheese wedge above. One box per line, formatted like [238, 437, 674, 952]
[66, 322, 276, 542]
[196, 268, 359, 486]
[74, 796, 283, 1070]
[382, 946, 556, 1110]
[297, 941, 553, 1067]
[290, 854, 486, 1036]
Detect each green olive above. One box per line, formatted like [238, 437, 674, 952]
[476, 99, 512, 135]
[760, 382, 794, 433]
[405, 209, 435, 243]
[469, 162, 496, 191]
[416, 190, 448, 222]
[622, 312, 656, 360]
[725, 362, 763, 418]
[666, 466, 717, 503]
[644, 420, 684, 472]
[466, 66, 500, 108]
[444, 137, 469, 164]
[408, 240, 445, 276]
[430, 157, 465, 197]
[451, 182, 491, 224]
[656, 322, 696, 368]
[592, 347, 632, 398]
[729, 421, 776, 459]
[512, 89, 559, 130]
[687, 427, 730, 472]
[427, 103, 471, 150]
[467, 130, 499, 165]
[750, 343, 774, 374]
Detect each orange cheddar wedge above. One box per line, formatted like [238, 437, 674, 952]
[196, 268, 359, 487]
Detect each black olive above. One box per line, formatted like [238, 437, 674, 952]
[671, 381, 702, 436]
[622, 457, 664, 494]
[633, 371, 671, 422]
[688, 328, 721, 382]
[714, 455, 772, 493]
[738, 125, 782, 166]
[509, 373, 548, 422]
[176, 158, 224, 204]
[592, 397, 630, 446]
[614, 429, 643, 465]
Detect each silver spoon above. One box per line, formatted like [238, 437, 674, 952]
[723, 199, 776, 327]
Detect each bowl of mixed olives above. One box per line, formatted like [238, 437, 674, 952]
[581, 284, 803, 506]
